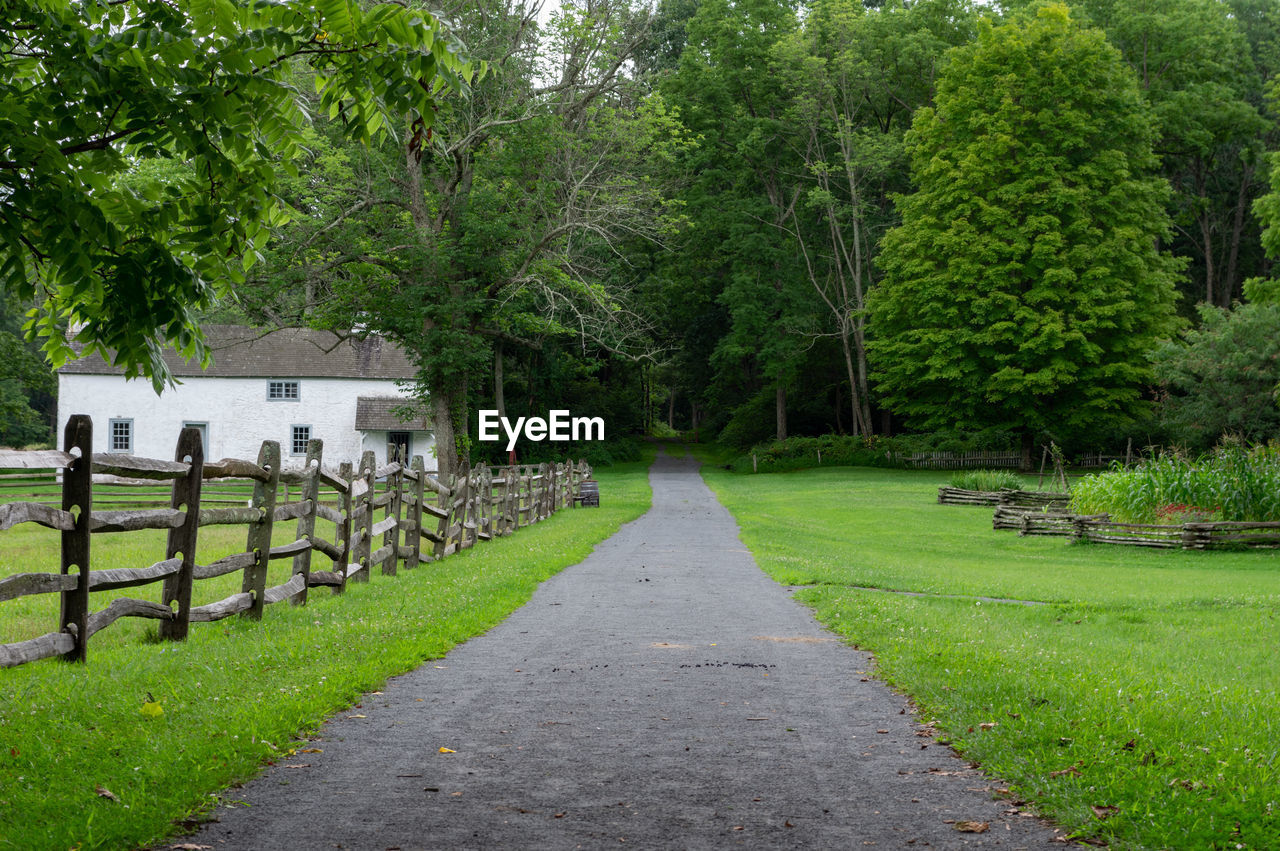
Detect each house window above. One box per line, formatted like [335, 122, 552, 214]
[183, 422, 208, 452]
[108, 418, 133, 453]
[291, 425, 311, 456]
[268, 380, 300, 401]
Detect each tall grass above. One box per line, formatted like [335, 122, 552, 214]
[1071, 444, 1280, 523]
[948, 468, 1023, 491]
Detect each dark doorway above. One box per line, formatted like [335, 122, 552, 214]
[388, 431, 411, 462]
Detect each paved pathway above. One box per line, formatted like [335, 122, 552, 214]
[190, 452, 1065, 849]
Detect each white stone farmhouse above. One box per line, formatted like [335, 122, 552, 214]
[57, 326, 434, 469]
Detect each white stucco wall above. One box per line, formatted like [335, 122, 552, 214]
[57, 374, 435, 470]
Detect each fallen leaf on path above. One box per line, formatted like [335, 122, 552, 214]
[954, 821, 989, 833]
[300, 748, 323, 753]
[439, 747, 456, 753]
[96, 785, 119, 802]
[169, 844, 213, 850]
[281, 763, 311, 769]
[347, 714, 366, 719]
[1091, 805, 1119, 820]
[140, 701, 164, 720]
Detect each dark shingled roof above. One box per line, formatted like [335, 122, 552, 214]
[58, 326, 417, 380]
[355, 397, 432, 431]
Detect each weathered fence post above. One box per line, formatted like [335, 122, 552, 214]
[431, 474, 450, 560]
[540, 460, 550, 522]
[335, 460, 353, 593]
[352, 451, 375, 583]
[241, 440, 281, 620]
[405, 455, 425, 569]
[60, 415, 92, 662]
[160, 427, 204, 640]
[501, 466, 516, 534]
[455, 460, 471, 551]
[291, 438, 323, 605]
[383, 450, 402, 576]
[479, 466, 493, 540]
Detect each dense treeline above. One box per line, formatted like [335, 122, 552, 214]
[8, 0, 1280, 462]
[649, 0, 1280, 456]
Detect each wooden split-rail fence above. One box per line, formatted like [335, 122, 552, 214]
[936, 487, 1070, 510]
[989, 505, 1280, 550]
[0, 415, 594, 669]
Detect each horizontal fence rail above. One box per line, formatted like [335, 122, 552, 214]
[938, 487, 1071, 511]
[988, 505, 1280, 550]
[0, 415, 595, 668]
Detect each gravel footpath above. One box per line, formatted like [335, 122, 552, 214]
[187, 451, 1066, 849]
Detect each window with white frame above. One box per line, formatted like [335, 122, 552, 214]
[108, 418, 133, 453]
[183, 421, 208, 452]
[267, 380, 300, 400]
[291, 425, 311, 456]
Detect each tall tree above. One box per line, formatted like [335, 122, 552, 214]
[242, 0, 676, 477]
[1005, 0, 1271, 308]
[1152, 279, 1280, 448]
[0, 0, 475, 388]
[869, 4, 1183, 461]
[0, 288, 54, 447]
[663, 0, 805, 441]
[772, 0, 975, 436]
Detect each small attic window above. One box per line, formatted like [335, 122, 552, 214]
[267, 380, 299, 401]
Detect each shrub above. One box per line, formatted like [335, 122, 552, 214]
[948, 469, 1023, 491]
[728, 434, 906, 473]
[1070, 443, 1280, 523]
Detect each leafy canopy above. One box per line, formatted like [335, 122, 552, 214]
[0, 0, 478, 390]
[1152, 280, 1280, 448]
[869, 3, 1182, 442]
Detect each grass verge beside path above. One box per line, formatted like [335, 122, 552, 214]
[0, 453, 653, 851]
[698, 456, 1279, 850]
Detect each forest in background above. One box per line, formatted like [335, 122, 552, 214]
[7, 0, 1280, 469]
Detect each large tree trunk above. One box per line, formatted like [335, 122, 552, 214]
[432, 388, 459, 481]
[667, 388, 675, 430]
[1020, 431, 1034, 472]
[494, 341, 506, 421]
[853, 320, 873, 435]
[1223, 162, 1253, 308]
[776, 384, 787, 441]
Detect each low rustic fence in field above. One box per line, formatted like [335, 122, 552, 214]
[937, 487, 1070, 509]
[990, 505, 1280, 550]
[0, 415, 593, 668]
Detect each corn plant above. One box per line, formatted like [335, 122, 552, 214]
[1070, 444, 1280, 523]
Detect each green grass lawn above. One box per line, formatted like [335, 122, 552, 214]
[0, 453, 653, 851]
[699, 459, 1280, 850]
